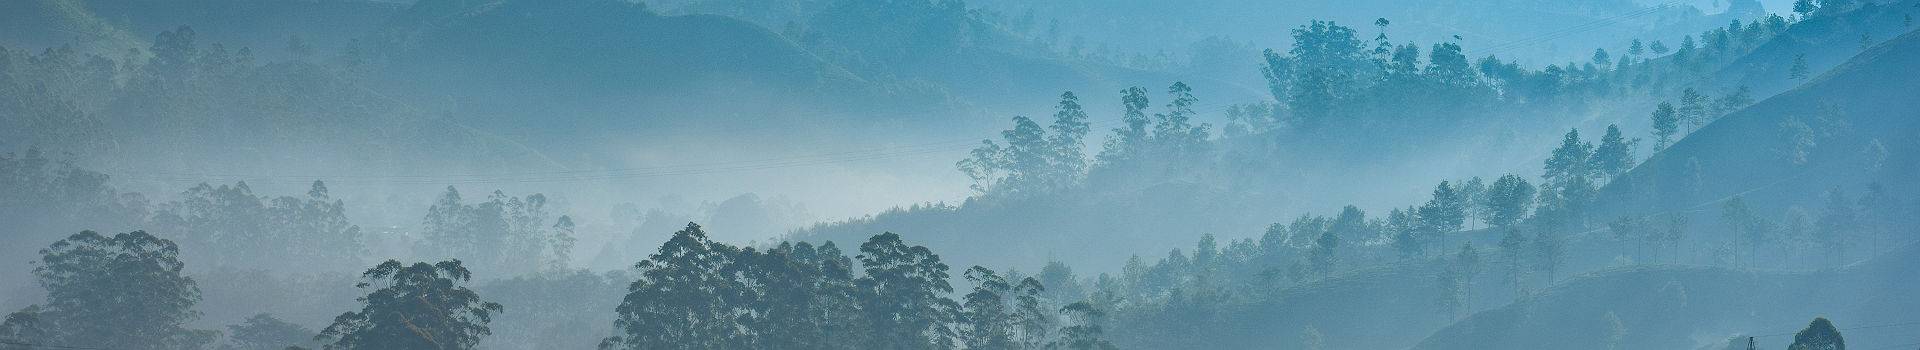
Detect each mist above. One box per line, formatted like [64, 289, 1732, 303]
[3, 0, 1918, 349]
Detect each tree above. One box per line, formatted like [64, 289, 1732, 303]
[1054, 302, 1115, 350]
[1592, 124, 1636, 180]
[1592, 48, 1612, 68]
[1607, 216, 1644, 264]
[1663, 214, 1690, 264]
[1046, 91, 1092, 187]
[1531, 224, 1566, 283]
[415, 187, 565, 276]
[1309, 230, 1341, 278]
[1281, 20, 1370, 126]
[1817, 189, 1857, 266]
[23, 230, 214, 350]
[1678, 88, 1710, 134]
[959, 267, 1018, 350]
[1722, 195, 1767, 267]
[1485, 174, 1536, 228]
[1498, 226, 1528, 300]
[1721, 85, 1754, 112]
[319, 259, 502, 350]
[604, 223, 744, 349]
[1650, 40, 1670, 56]
[1152, 82, 1211, 158]
[1629, 39, 1645, 58]
[1793, 0, 1817, 18]
[856, 232, 958, 350]
[1390, 207, 1424, 260]
[1437, 243, 1482, 320]
[222, 314, 317, 350]
[1457, 177, 1488, 230]
[1790, 54, 1810, 82]
[1, 309, 48, 350]
[1787, 317, 1844, 350]
[1541, 129, 1596, 218]
[1419, 181, 1466, 251]
[1097, 87, 1153, 165]
[1652, 102, 1680, 151]
[1858, 183, 1902, 257]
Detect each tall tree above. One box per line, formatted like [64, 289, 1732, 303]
[1097, 87, 1153, 165]
[1437, 243, 1482, 320]
[20, 231, 214, 350]
[1484, 174, 1536, 228]
[1053, 302, 1116, 350]
[959, 267, 1018, 350]
[1722, 195, 1758, 267]
[857, 232, 958, 350]
[1419, 181, 1466, 251]
[1308, 230, 1341, 278]
[1592, 124, 1636, 180]
[223, 313, 317, 350]
[1787, 317, 1844, 350]
[1817, 189, 1857, 266]
[1678, 88, 1710, 134]
[1607, 216, 1645, 264]
[1497, 226, 1528, 300]
[1652, 102, 1680, 151]
[1282, 20, 1370, 127]
[1531, 222, 1566, 283]
[1793, 0, 1817, 17]
[1857, 183, 1902, 257]
[1046, 91, 1092, 188]
[1663, 214, 1690, 264]
[1541, 129, 1596, 218]
[319, 260, 502, 350]
[604, 223, 744, 349]
[1152, 82, 1211, 158]
[1789, 54, 1810, 82]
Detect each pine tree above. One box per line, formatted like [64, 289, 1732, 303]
[1419, 181, 1466, 252]
[1817, 189, 1857, 267]
[1793, 0, 1817, 18]
[1437, 243, 1481, 320]
[1789, 54, 1810, 82]
[1484, 174, 1535, 228]
[1651, 101, 1680, 152]
[1531, 223, 1566, 283]
[1592, 124, 1636, 180]
[1678, 88, 1710, 134]
[1498, 226, 1528, 300]
[1607, 216, 1644, 264]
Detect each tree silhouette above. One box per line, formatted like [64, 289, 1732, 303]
[319, 260, 503, 350]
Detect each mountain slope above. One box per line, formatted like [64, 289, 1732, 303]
[1599, 25, 1920, 219]
[1410, 242, 1920, 350]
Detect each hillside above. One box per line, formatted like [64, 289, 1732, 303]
[1701, 1, 1916, 101]
[0, 0, 141, 55]
[1411, 242, 1920, 350]
[1599, 25, 1920, 220]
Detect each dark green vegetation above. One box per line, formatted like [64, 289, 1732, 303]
[4, 0, 1920, 349]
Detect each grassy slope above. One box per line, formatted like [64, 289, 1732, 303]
[1412, 242, 1920, 350]
[1598, 25, 1920, 220]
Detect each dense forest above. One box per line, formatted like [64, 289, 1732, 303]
[4, 0, 1919, 349]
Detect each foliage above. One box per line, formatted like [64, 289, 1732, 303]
[20, 230, 215, 350]
[415, 186, 573, 276]
[318, 260, 503, 350]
